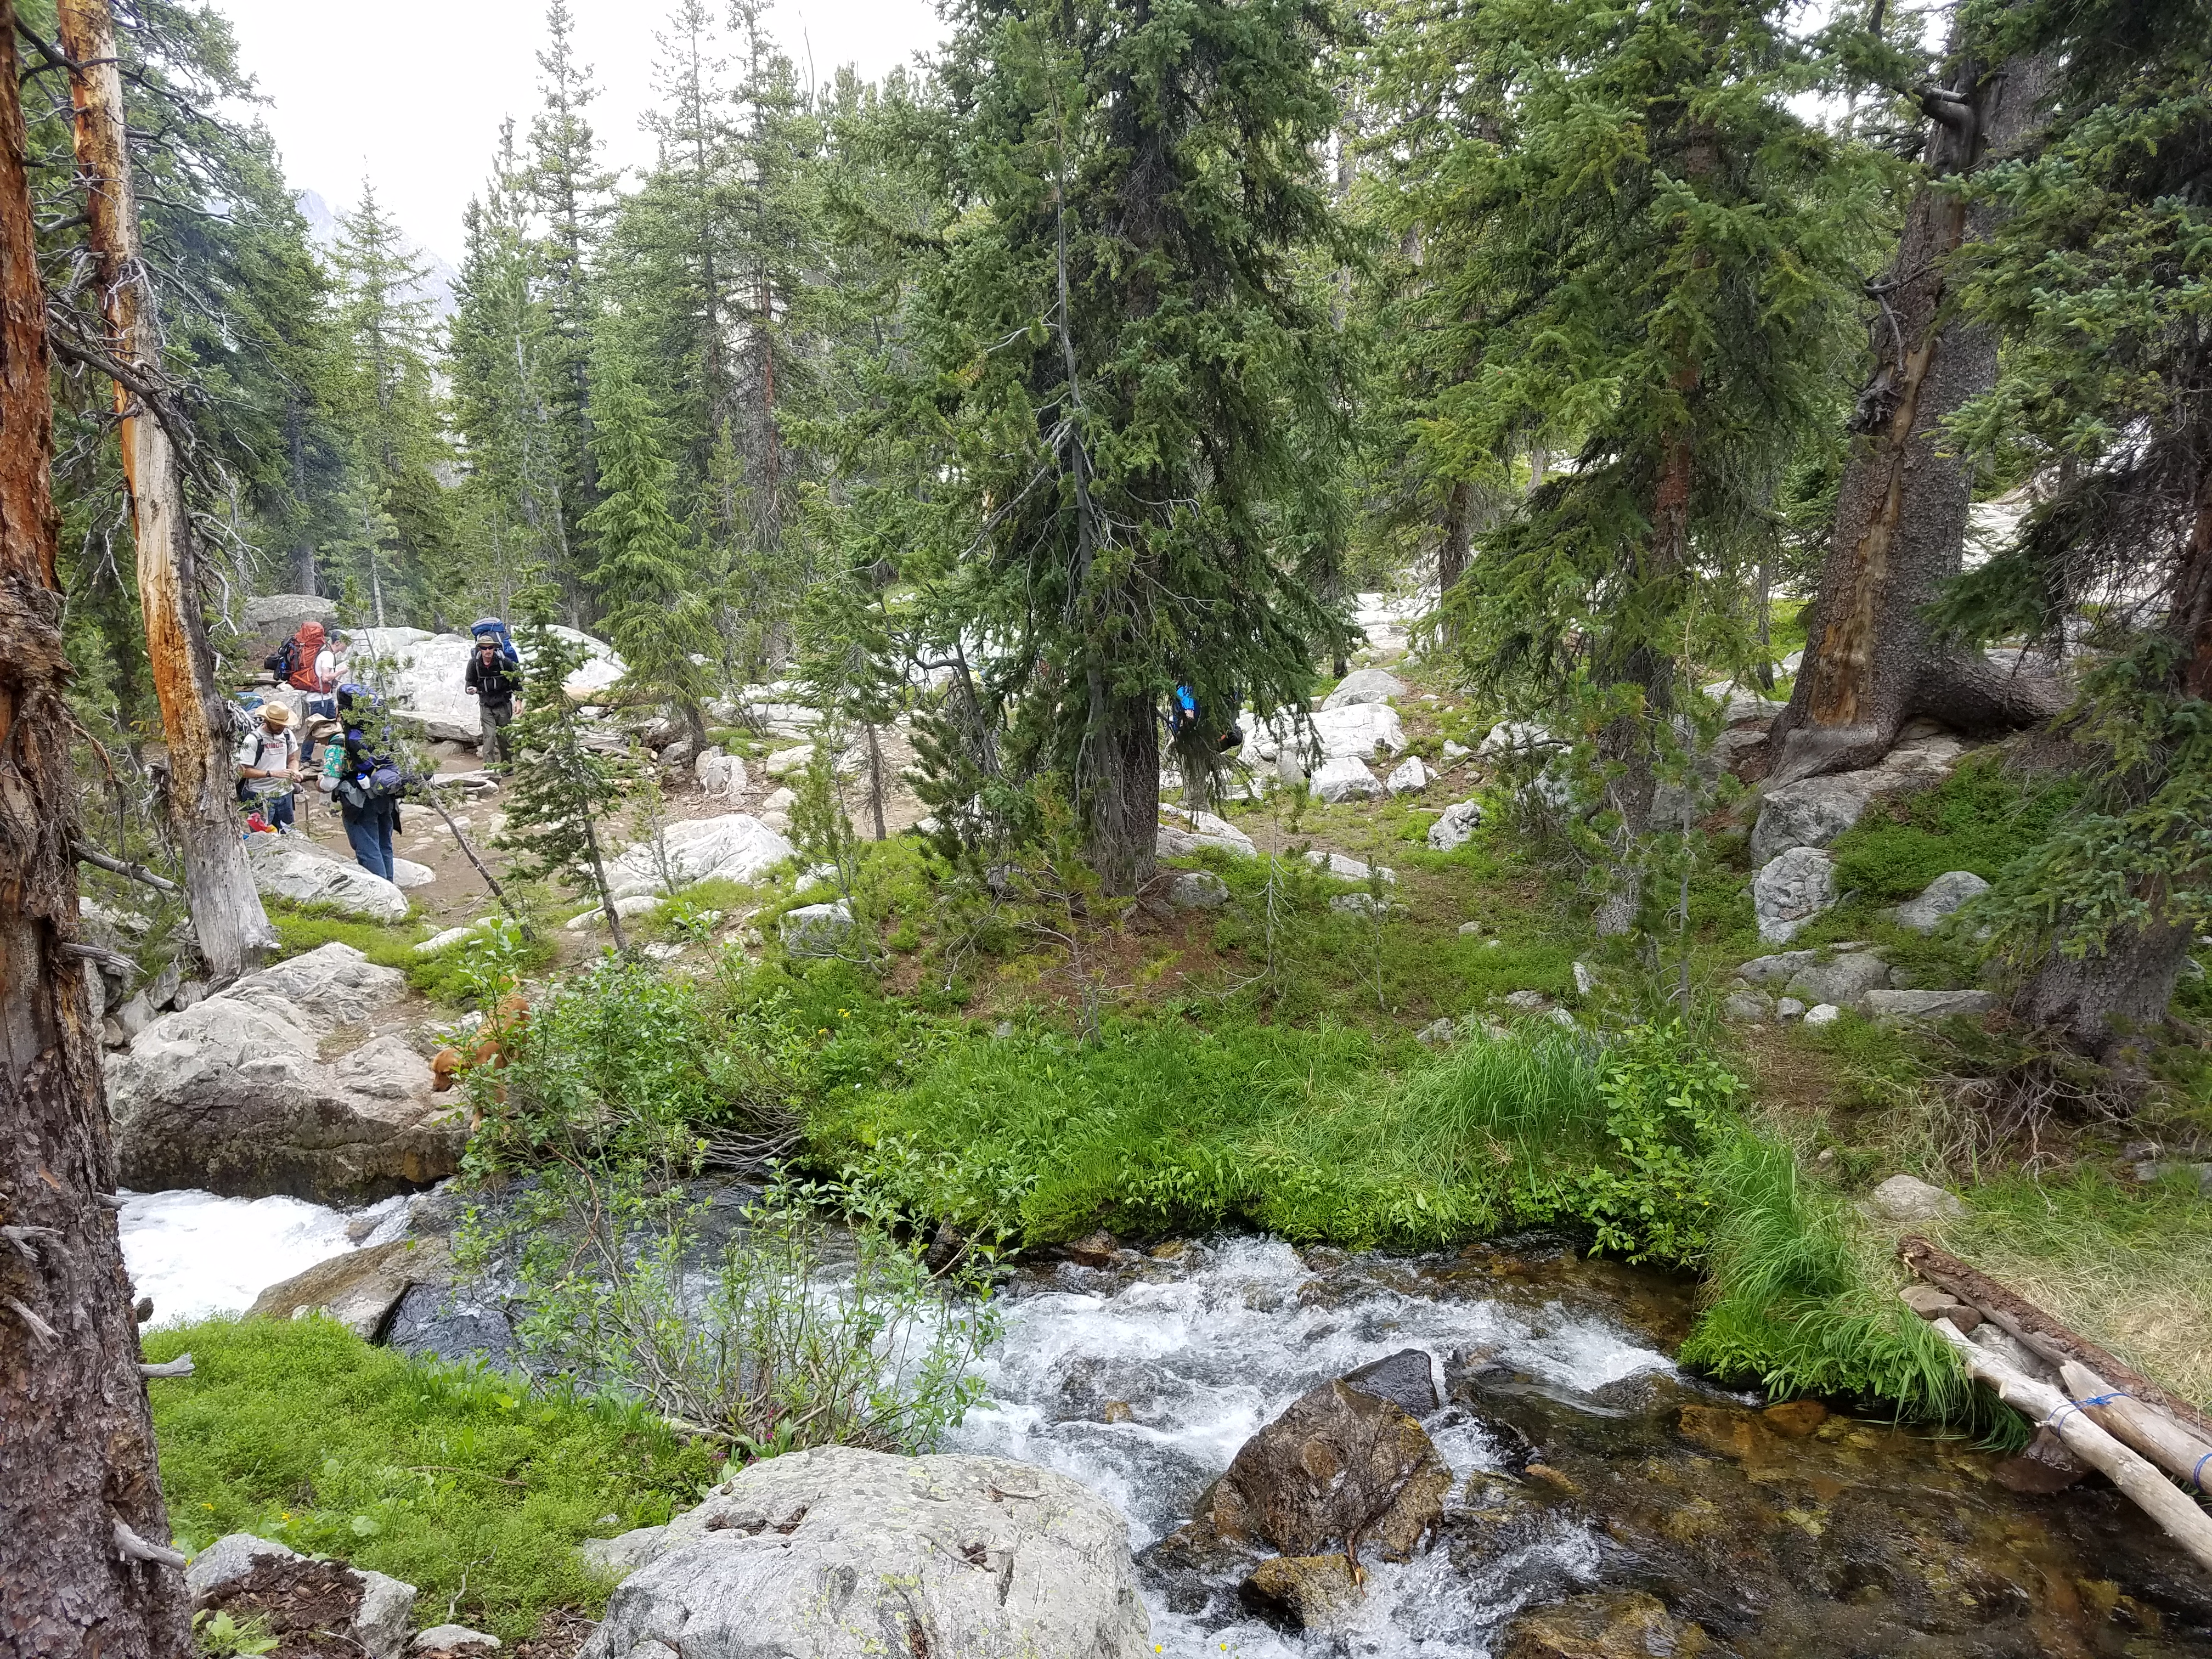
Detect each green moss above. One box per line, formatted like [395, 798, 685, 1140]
[1827, 755, 2081, 902]
[146, 1318, 718, 1643]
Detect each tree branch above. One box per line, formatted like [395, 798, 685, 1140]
[72, 838, 182, 893]
[111, 1518, 187, 1570]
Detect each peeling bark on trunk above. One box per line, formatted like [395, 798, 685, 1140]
[1770, 45, 2061, 786]
[57, 0, 273, 981]
[0, 8, 189, 1647]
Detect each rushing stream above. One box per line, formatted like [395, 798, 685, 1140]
[124, 1192, 2212, 1657]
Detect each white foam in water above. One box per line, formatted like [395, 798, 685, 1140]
[949, 1235, 1666, 1657]
[117, 1189, 396, 1325]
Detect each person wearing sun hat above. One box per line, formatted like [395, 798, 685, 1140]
[236, 699, 302, 832]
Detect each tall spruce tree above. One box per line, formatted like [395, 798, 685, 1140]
[582, 329, 716, 737]
[331, 180, 451, 625]
[528, 0, 616, 586]
[1372, 0, 1881, 929]
[1933, 0, 2212, 1057]
[911, 0, 1350, 893]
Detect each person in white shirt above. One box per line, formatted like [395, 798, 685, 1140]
[236, 702, 301, 832]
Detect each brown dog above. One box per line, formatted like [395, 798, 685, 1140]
[431, 993, 531, 1093]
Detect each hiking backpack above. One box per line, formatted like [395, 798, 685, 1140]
[470, 617, 521, 667]
[285, 621, 330, 691]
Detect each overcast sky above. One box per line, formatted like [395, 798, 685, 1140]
[215, 0, 947, 268]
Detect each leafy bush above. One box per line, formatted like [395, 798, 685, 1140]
[146, 1317, 717, 1643]
[505, 1178, 998, 1458]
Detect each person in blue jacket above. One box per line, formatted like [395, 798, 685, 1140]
[329, 684, 405, 881]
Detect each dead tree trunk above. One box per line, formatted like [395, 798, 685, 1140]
[1769, 40, 2063, 786]
[0, 6, 190, 1647]
[56, 0, 273, 981]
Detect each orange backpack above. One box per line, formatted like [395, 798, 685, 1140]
[285, 622, 329, 691]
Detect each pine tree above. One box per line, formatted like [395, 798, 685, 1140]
[1931, 0, 2212, 1058]
[495, 615, 637, 947]
[528, 0, 616, 580]
[450, 123, 572, 616]
[906, 0, 1351, 893]
[331, 179, 452, 624]
[582, 329, 717, 738]
[1370, 0, 1882, 929]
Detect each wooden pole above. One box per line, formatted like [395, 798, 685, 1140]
[1928, 1317, 2212, 1577]
[2060, 1361, 2212, 1498]
[1899, 1235, 2212, 1444]
[54, 0, 274, 981]
[0, 0, 190, 1645]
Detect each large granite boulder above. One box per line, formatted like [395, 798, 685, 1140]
[1158, 806, 1257, 859]
[246, 1236, 452, 1340]
[1310, 755, 1383, 803]
[237, 592, 340, 661]
[603, 812, 793, 900]
[579, 1446, 1150, 1659]
[106, 943, 465, 1202]
[1310, 702, 1406, 760]
[1429, 798, 1483, 852]
[1784, 950, 1892, 1010]
[1895, 869, 1990, 933]
[1322, 668, 1405, 709]
[1751, 847, 1836, 945]
[1749, 738, 1963, 866]
[353, 625, 624, 743]
[245, 833, 408, 922]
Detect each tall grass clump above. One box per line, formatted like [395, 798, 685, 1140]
[1681, 1132, 1978, 1424]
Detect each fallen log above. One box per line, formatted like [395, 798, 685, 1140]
[2061, 1361, 2212, 1497]
[1927, 1316, 2212, 1576]
[1898, 1234, 2212, 1445]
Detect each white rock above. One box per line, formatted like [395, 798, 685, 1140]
[412, 927, 477, 955]
[1803, 1003, 1842, 1026]
[1330, 891, 1381, 916]
[187, 1532, 416, 1659]
[1167, 871, 1229, 911]
[1309, 702, 1405, 759]
[1572, 961, 1594, 996]
[1863, 988, 1999, 1024]
[1723, 990, 1773, 1023]
[1702, 680, 1787, 726]
[764, 744, 814, 777]
[1322, 668, 1406, 709]
[352, 625, 622, 743]
[604, 814, 794, 901]
[780, 899, 854, 957]
[1310, 755, 1383, 803]
[1441, 739, 1470, 761]
[1752, 847, 1837, 944]
[1428, 798, 1484, 852]
[1157, 806, 1257, 859]
[1457, 920, 1484, 936]
[1865, 1172, 1965, 1222]
[579, 1446, 1149, 1659]
[412, 1627, 499, 1653]
[1476, 720, 1561, 760]
[1776, 997, 1807, 1020]
[695, 747, 749, 800]
[763, 787, 797, 812]
[1385, 755, 1431, 796]
[244, 833, 408, 923]
[1304, 850, 1394, 883]
[391, 856, 435, 889]
[760, 810, 792, 833]
[1735, 950, 1818, 986]
[1785, 951, 1892, 1009]
[1895, 870, 1991, 933]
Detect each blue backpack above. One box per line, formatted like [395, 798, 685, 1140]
[471, 617, 521, 667]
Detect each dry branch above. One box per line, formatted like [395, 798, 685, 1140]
[1928, 1316, 2212, 1576]
[2060, 1361, 2212, 1497]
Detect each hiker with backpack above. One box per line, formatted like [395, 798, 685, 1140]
[464, 630, 522, 766]
[325, 684, 407, 881]
[235, 702, 301, 832]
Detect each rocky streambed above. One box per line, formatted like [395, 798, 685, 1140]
[123, 1197, 2212, 1656]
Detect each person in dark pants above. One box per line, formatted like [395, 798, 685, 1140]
[464, 637, 521, 766]
[331, 684, 402, 881]
[235, 702, 300, 832]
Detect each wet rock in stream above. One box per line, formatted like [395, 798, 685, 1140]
[951, 1232, 2212, 1657]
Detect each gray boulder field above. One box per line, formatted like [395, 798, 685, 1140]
[579, 1446, 1151, 1659]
